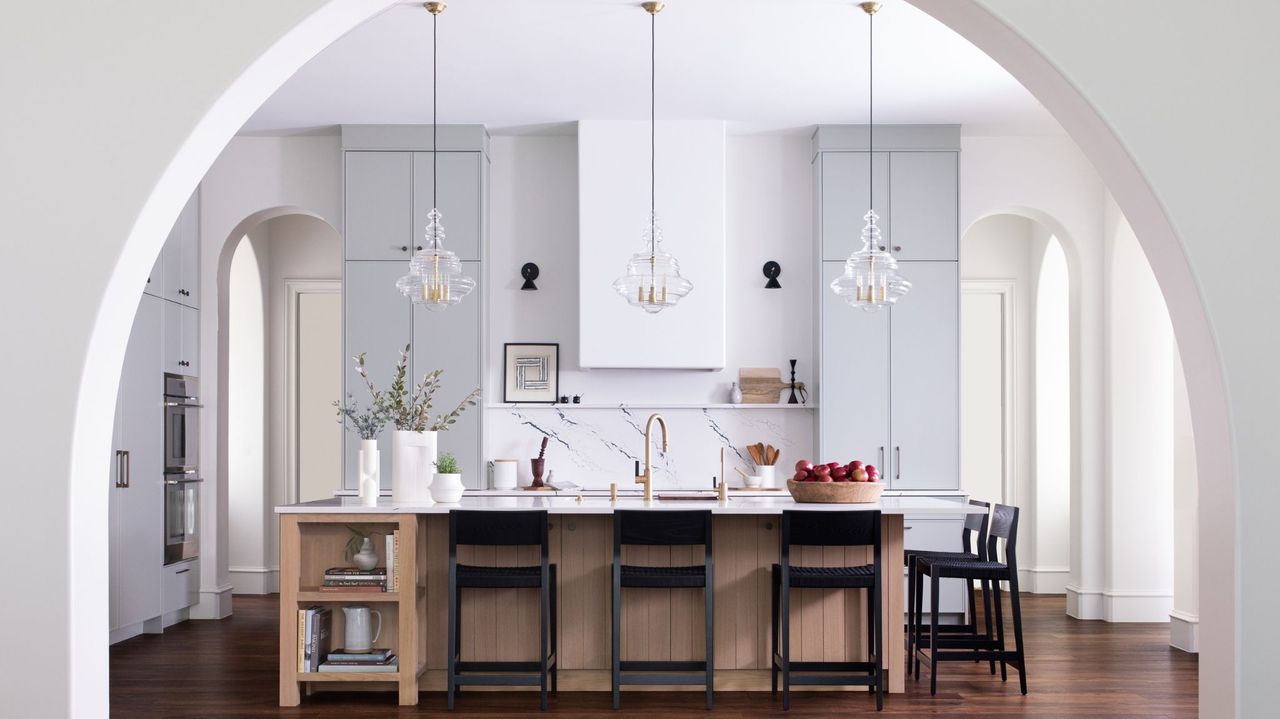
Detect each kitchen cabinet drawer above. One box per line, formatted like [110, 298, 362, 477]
[902, 518, 966, 616]
[163, 559, 199, 614]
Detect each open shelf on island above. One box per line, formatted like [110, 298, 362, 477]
[297, 671, 401, 682]
[296, 589, 401, 603]
[486, 402, 816, 410]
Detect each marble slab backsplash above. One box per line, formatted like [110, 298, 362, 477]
[485, 406, 815, 489]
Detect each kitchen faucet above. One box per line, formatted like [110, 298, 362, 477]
[635, 413, 668, 503]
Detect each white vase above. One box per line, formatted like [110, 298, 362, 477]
[392, 430, 437, 503]
[358, 439, 380, 506]
[431, 473, 465, 503]
[352, 537, 379, 570]
[729, 382, 743, 404]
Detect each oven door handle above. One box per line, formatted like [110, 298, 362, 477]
[165, 478, 205, 485]
[164, 401, 204, 408]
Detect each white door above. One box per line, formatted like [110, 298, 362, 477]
[960, 286, 1010, 504]
[296, 290, 343, 502]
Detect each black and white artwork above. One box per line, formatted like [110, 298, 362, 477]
[502, 343, 559, 404]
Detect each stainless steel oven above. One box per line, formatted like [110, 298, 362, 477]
[163, 373, 200, 472]
[163, 373, 201, 564]
[165, 472, 201, 564]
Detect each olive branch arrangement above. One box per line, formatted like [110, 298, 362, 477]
[334, 346, 481, 437]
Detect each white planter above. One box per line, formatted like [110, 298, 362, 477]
[431, 473, 465, 503]
[392, 430, 437, 504]
[358, 439, 380, 506]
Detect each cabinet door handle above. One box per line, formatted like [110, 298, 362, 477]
[122, 450, 131, 488]
[175, 568, 190, 575]
[895, 446, 901, 481]
[400, 245, 409, 252]
[415, 245, 423, 251]
[114, 450, 124, 488]
[893, 245, 901, 253]
[878, 446, 885, 475]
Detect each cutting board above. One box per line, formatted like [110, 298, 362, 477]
[739, 368, 788, 404]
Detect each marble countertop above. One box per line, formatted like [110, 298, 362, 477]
[277, 493, 980, 516]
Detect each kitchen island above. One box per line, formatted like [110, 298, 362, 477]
[277, 494, 980, 706]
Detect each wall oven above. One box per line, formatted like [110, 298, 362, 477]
[163, 373, 201, 564]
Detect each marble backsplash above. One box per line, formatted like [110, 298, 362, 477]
[484, 406, 815, 489]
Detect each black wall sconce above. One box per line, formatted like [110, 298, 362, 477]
[762, 260, 782, 289]
[521, 262, 540, 290]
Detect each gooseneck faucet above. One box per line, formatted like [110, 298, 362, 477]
[635, 413, 668, 503]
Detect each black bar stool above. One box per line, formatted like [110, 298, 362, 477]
[906, 499, 994, 676]
[447, 510, 557, 710]
[915, 503, 1027, 695]
[611, 510, 714, 710]
[771, 510, 883, 711]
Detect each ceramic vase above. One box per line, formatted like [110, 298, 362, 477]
[729, 382, 743, 404]
[392, 430, 437, 503]
[352, 537, 379, 570]
[358, 439, 380, 506]
[431, 473, 465, 503]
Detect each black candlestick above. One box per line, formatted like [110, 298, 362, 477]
[787, 359, 799, 404]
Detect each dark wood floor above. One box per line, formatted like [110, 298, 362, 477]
[111, 594, 1196, 718]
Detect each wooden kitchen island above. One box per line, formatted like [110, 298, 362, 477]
[276, 494, 980, 706]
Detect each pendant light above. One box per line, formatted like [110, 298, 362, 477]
[830, 2, 911, 311]
[611, 1, 693, 314]
[396, 1, 475, 311]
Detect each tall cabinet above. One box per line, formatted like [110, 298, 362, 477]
[814, 125, 964, 614]
[341, 126, 488, 490]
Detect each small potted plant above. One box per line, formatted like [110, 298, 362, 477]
[431, 451, 466, 503]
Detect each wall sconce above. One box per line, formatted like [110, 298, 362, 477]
[762, 261, 782, 289]
[521, 262, 540, 291]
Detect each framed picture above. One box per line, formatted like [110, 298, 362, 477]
[502, 343, 560, 404]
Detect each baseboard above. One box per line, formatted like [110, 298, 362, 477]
[109, 622, 145, 645]
[190, 582, 234, 620]
[161, 607, 191, 629]
[1065, 585, 1173, 622]
[229, 566, 280, 595]
[1018, 567, 1070, 594]
[1169, 610, 1199, 653]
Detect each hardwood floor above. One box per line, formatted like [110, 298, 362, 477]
[110, 594, 1196, 718]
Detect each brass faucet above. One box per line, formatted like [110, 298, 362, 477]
[635, 413, 668, 502]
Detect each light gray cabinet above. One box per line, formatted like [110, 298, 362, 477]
[342, 261, 413, 487]
[149, 191, 200, 308]
[162, 559, 200, 617]
[820, 152, 889, 261]
[820, 261, 890, 472]
[162, 300, 200, 376]
[344, 151, 414, 261]
[889, 152, 958, 261]
[413, 261, 482, 485]
[110, 294, 165, 635]
[413, 152, 483, 261]
[890, 262, 960, 490]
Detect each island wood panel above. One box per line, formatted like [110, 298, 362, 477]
[414, 513, 905, 692]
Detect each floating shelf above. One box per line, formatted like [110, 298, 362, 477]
[486, 402, 816, 410]
[297, 671, 401, 682]
[296, 589, 401, 603]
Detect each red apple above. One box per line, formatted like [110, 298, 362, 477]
[817, 473, 834, 483]
[826, 462, 841, 470]
[793, 470, 808, 483]
[831, 466, 849, 479]
[795, 459, 814, 474]
[852, 468, 869, 482]
[814, 464, 831, 475]
[863, 464, 876, 476]
[850, 460, 864, 471]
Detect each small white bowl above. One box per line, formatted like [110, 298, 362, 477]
[743, 474, 763, 488]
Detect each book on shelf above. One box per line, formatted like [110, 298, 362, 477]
[317, 658, 399, 673]
[325, 567, 387, 576]
[296, 606, 332, 673]
[317, 584, 386, 593]
[321, 578, 387, 587]
[327, 648, 394, 662]
[322, 653, 398, 666]
[385, 529, 400, 592]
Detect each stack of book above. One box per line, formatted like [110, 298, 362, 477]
[296, 606, 331, 673]
[318, 647, 399, 673]
[321, 566, 387, 592]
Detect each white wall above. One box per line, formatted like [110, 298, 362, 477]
[1171, 349, 1199, 651]
[1034, 238, 1071, 595]
[226, 235, 268, 594]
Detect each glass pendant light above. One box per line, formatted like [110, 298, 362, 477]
[830, 2, 911, 311]
[396, 1, 475, 311]
[611, 1, 693, 314]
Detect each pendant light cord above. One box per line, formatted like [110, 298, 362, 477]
[868, 9, 874, 213]
[432, 10, 439, 213]
[650, 8, 657, 259]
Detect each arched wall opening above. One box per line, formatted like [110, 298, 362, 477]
[35, 2, 1235, 717]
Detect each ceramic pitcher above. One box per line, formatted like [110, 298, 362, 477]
[341, 605, 382, 652]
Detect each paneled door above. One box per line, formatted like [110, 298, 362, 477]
[345, 151, 414, 260]
[821, 261, 891, 470]
[888, 152, 958, 261]
[820, 151, 890, 261]
[889, 262, 960, 490]
[412, 152, 482, 262]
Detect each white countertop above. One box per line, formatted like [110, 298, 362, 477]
[277, 494, 980, 516]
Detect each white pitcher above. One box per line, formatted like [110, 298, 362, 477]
[341, 605, 382, 653]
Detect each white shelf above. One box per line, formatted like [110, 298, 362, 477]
[485, 403, 816, 410]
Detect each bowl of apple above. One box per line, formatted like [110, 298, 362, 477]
[786, 459, 884, 503]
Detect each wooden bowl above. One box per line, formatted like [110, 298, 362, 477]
[787, 479, 884, 504]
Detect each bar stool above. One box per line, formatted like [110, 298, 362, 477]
[906, 499, 993, 676]
[771, 510, 883, 711]
[611, 510, 714, 710]
[915, 503, 1027, 696]
[448, 510, 557, 710]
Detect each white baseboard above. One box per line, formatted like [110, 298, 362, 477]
[190, 582, 234, 620]
[1018, 567, 1070, 594]
[229, 566, 280, 595]
[1169, 610, 1199, 653]
[109, 622, 145, 645]
[1065, 584, 1173, 622]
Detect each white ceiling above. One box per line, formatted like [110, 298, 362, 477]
[243, 0, 1061, 136]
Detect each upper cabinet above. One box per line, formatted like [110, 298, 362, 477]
[344, 151, 414, 260]
[413, 152, 481, 261]
[820, 152, 889, 261]
[889, 152, 958, 261]
[147, 190, 200, 308]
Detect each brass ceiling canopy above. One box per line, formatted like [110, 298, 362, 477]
[860, 2, 882, 15]
[425, 2, 446, 15]
[642, 2, 665, 15]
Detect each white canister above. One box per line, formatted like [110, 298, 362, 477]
[358, 439, 380, 506]
[492, 459, 518, 490]
[757, 465, 777, 488]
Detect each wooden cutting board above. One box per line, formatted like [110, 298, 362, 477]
[739, 368, 788, 404]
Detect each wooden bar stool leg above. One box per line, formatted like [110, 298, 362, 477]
[1009, 577, 1028, 695]
[982, 579, 996, 675]
[781, 579, 792, 710]
[550, 579, 559, 693]
[993, 581, 1008, 682]
[771, 570, 780, 697]
[929, 573, 941, 696]
[611, 562, 621, 710]
[447, 578, 458, 709]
